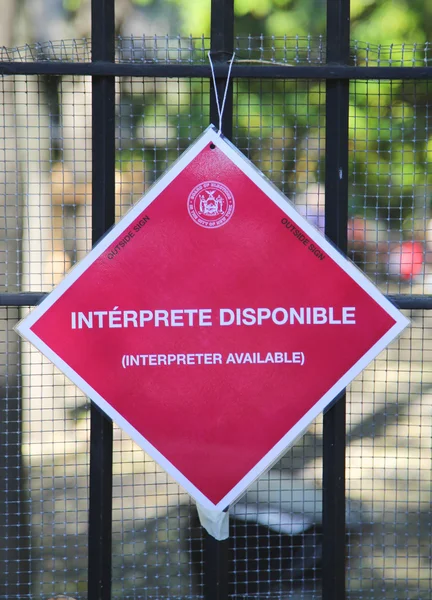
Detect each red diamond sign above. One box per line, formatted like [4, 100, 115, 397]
[17, 126, 409, 510]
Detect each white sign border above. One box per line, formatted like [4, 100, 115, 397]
[16, 124, 410, 510]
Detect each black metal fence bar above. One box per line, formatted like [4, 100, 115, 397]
[1, 293, 430, 309]
[87, 0, 116, 598]
[322, 0, 350, 598]
[209, 0, 234, 136]
[2, 63, 432, 78]
[202, 3, 234, 599]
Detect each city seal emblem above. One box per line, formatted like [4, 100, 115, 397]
[187, 181, 235, 228]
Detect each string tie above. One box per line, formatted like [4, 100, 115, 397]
[208, 51, 236, 136]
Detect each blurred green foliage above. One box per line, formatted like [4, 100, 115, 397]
[103, 0, 432, 231]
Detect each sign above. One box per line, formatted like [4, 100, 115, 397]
[16, 125, 409, 510]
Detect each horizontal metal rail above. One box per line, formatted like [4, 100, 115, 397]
[1, 62, 432, 79]
[2, 292, 431, 309]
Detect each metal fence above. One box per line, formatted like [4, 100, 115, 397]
[1, 0, 432, 598]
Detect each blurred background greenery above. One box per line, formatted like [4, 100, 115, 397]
[3, 0, 432, 283]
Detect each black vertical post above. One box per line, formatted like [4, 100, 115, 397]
[323, 0, 350, 599]
[88, 0, 115, 599]
[209, 0, 234, 137]
[203, 2, 234, 600]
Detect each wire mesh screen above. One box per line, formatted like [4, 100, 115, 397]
[0, 36, 431, 600]
[349, 80, 432, 295]
[346, 310, 431, 599]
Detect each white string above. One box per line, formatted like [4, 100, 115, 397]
[208, 51, 236, 136]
